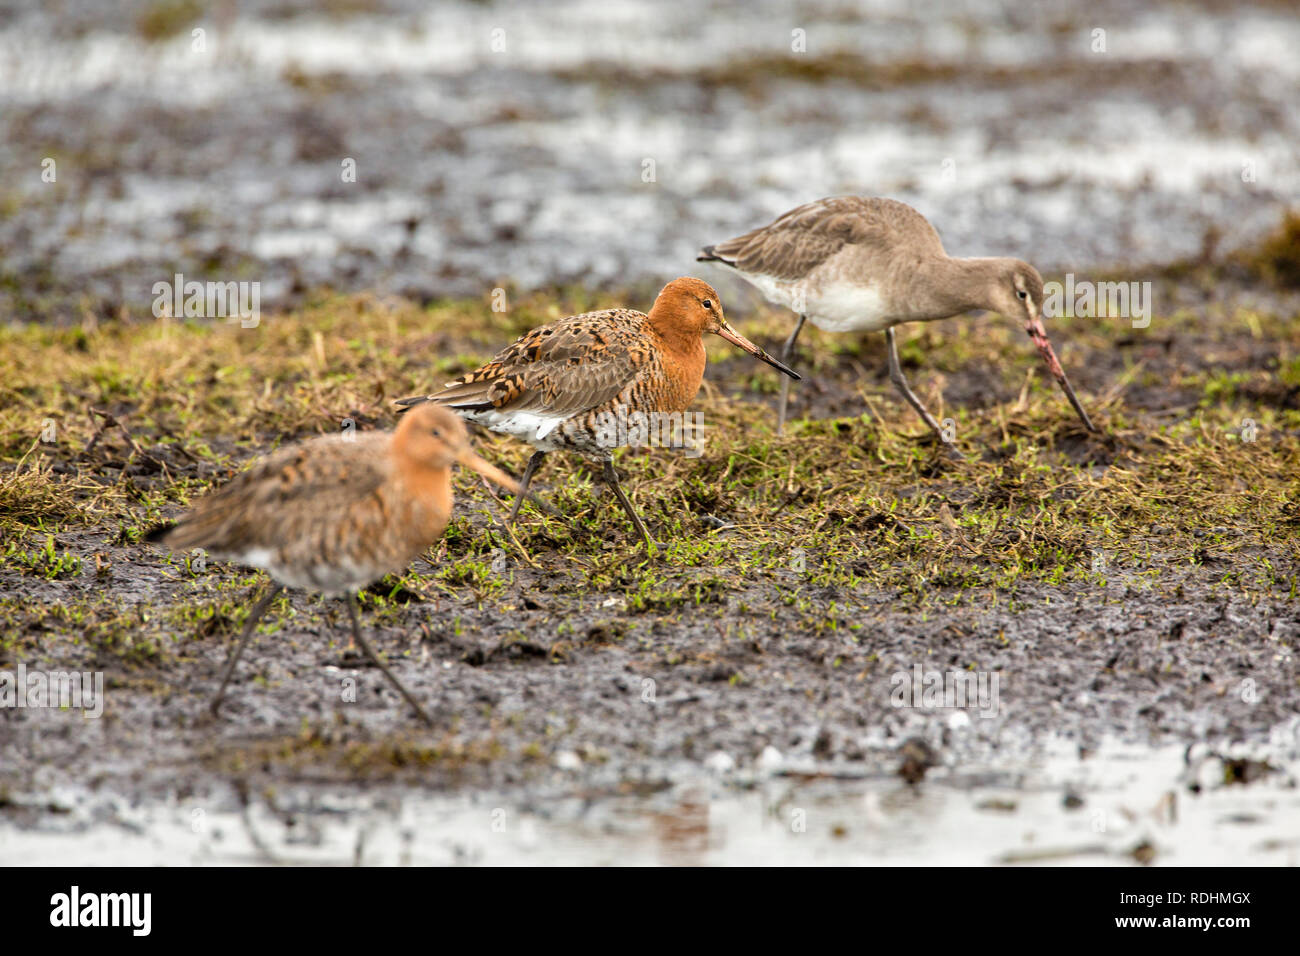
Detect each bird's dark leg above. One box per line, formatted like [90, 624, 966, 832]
[602, 459, 656, 554]
[507, 450, 547, 524]
[210, 583, 282, 717]
[346, 593, 433, 726]
[886, 327, 964, 459]
[776, 314, 807, 434]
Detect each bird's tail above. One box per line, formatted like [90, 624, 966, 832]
[144, 518, 208, 551]
[143, 522, 175, 544]
[396, 374, 497, 413]
[393, 394, 433, 412]
[695, 244, 736, 266]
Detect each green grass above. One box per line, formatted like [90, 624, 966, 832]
[1, 534, 83, 580]
[1, 277, 1298, 681]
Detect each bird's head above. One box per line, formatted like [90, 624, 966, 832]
[395, 404, 522, 491]
[978, 258, 1095, 432]
[649, 277, 799, 379]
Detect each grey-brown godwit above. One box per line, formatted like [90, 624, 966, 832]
[395, 277, 799, 551]
[147, 404, 521, 724]
[697, 196, 1097, 443]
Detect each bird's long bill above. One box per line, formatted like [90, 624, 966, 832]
[714, 321, 801, 380]
[455, 447, 523, 495]
[1026, 314, 1097, 432]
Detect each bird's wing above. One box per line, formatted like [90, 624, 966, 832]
[698, 196, 945, 279]
[408, 309, 653, 418]
[154, 434, 390, 556]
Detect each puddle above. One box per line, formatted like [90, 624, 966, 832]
[3, 734, 1295, 865]
[2, 0, 1297, 318]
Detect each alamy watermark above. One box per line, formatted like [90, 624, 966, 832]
[50, 886, 150, 935]
[0, 662, 104, 717]
[890, 664, 1000, 719]
[1042, 273, 1152, 329]
[591, 409, 705, 458]
[152, 272, 260, 328]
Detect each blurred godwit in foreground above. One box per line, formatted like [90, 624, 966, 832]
[396, 277, 799, 551]
[148, 405, 521, 724]
[698, 196, 1097, 442]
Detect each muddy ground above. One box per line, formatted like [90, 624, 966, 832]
[2, 267, 1298, 864]
[1, 0, 1299, 864]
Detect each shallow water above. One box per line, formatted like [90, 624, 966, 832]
[2, 0, 1297, 867]
[1, 0, 1297, 318]
[4, 730, 1296, 866]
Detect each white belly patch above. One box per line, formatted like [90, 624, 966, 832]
[737, 273, 898, 333]
[462, 408, 571, 450]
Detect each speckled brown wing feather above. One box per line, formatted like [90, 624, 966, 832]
[156, 433, 391, 557]
[701, 196, 946, 279]
[428, 309, 654, 417]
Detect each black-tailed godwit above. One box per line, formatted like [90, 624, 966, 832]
[148, 404, 521, 724]
[396, 277, 799, 551]
[698, 196, 1097, 442]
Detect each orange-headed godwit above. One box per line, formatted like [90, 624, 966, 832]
[698, 196, 1097, 442]
[148, 404, 521, 724]
[396, 277, 799, 551]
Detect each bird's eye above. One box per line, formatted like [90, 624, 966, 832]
[702, 299, 713, 309]
[1016, 290, 1027, 300]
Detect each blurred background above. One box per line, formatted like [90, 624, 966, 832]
[0, 0, 1296, 321]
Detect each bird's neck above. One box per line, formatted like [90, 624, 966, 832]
[390, 431, 455, 533]
[910, 256, 1005, 318]
[645, 314, 707, 408]
[402, 462, 454, 538]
